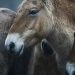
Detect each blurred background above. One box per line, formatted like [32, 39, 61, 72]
[0, 0, 22, 11]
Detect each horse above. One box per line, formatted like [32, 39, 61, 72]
[66, 32, 75, 75]
[0, 8, 16, 75]
[31, 39, 61, 75]
[0, 8, 60, 75]
[5, 0, 75, 75]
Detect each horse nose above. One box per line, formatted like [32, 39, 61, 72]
[5, 42, 15, 54]
[72, 71, 75, 75]
[9, 42, 15, 50]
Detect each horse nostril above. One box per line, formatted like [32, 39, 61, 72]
[72, 71, 75, 75]
[9, 42, 15, 50]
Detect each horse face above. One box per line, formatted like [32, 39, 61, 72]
[5, 0, 54, 55]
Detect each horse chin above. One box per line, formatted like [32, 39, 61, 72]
[7, 46, 24, 56]
[6, 41, 24, 56]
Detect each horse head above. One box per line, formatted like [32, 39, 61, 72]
[5, 0, 54, 55]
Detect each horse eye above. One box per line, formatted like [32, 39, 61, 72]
[28, 9, 39, 16]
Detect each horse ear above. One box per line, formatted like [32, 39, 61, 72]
[41, 39, 54, 56]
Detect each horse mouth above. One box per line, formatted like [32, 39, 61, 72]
[7, 45, 24, 56]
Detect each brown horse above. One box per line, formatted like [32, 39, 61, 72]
[5, 0, 75, 75]
[0, 8, 16, 75]
[30, 39, 61, 75]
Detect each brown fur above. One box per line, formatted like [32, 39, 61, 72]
[67, 33, 75, 63]
[27, 42, 61, 75]
[0, 8, 16, 75]
[6, 0, 75, 75]
[7, 40, 61, 75]
[27, 41, 61, 75]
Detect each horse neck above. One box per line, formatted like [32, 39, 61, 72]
[47, 18, 74, 56]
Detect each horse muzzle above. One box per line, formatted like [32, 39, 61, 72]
[5, 33, 24, 55]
